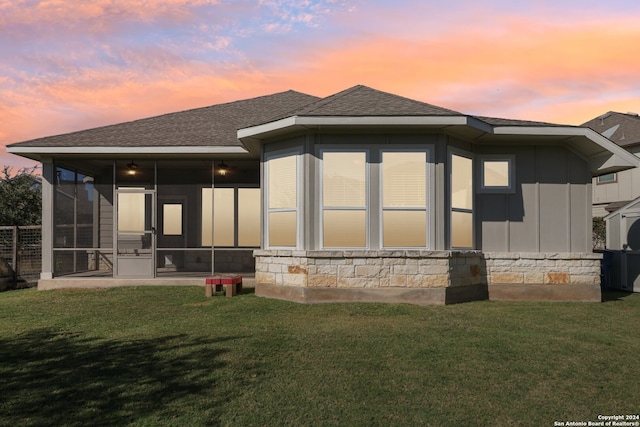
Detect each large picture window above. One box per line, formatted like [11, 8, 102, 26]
[201, 187, 260, 247]
[321, 151, 367, 248]
[266, 153, 298, 247]
[381, 151, 428, 247]
[450, 151, 474, 248]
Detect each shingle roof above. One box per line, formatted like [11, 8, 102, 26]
[264, 85, 462, 123]
[9, 84, 575, 151]
[474, 116, 570, 127]
[252, 85, 566, 129]
[582, 111, 640, 148]
[10, 90, 319, 148]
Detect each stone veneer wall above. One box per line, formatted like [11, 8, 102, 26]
[254, 250, 602, 304]
[254, 250, 489, 305]
[485, 252, 602, 302]
[484, 252, 602, 286]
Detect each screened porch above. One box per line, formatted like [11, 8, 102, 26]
[49, 158, 260, 280]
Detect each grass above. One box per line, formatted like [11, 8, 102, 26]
[0, 287, 638, 426]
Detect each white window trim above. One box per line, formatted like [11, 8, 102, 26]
[379, 147, 433, 249]
[596, 172, 617, 185]
[448, 147, 475, 249]
[264, 148, 303, 249]
[477, 154, 515, 193]
[318, 148, 370, 249]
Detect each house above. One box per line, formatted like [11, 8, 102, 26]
[582, 111, 640, 218]
[602, 197, 640, 292]
[7, 85, 639, 304]
[581, 112, 640, 292]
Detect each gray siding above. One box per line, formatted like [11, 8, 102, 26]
[478, 145, 591, 253]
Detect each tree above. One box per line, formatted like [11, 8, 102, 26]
[593, 216, 606, 250]
[0, 166, 42, 226]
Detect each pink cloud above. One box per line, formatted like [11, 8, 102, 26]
[4, 1, 640, 171]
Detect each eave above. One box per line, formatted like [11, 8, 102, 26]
[238, 116, 640, 176]
[6, 145, 250, 162]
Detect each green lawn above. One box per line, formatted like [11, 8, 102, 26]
[0, 287, 638, 426]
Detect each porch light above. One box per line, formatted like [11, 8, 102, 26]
[217, 161, 229, 176]
[126, 161, 139, 176]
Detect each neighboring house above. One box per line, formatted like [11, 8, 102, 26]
[583, 112, 640, 293]
[583, 111, 640, 218]
[7, 85, 639, 304]
[602, 197, 640, 292]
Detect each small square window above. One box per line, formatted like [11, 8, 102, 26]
[479, 155, 514, 193]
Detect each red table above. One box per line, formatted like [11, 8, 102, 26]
[205, 275, 242, 297]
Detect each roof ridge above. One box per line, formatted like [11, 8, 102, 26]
[294, 85, 367, 115]
[355, 85, 462, 115]
[307, 85, 463, 115]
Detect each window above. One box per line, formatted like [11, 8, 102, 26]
[267, 153, 298, 247]
[163, 204, 182, 236]
[381, 151, 428, 247]
[450, 151, 474, 248]
[201, 187, 261, 247]
[117, 192, 146, 236]
[321, 151, 367, 248]
[238, 188, 261, 247]
[597, 173, 616, 184]
[479, 155, 514, 192]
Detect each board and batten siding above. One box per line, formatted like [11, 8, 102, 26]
[478, 145, 592, 253]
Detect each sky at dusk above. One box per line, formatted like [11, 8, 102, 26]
[3, 0, 640, 169]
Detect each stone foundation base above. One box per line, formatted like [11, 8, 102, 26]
[254, 250, 603, 305]
[256, 282, 488, 305]
[488, 283, 601, 302]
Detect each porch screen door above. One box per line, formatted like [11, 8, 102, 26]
[115, 189, 156, 278]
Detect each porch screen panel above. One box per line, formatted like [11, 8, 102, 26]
[238, 188, 260, 247]
[322, 151, 367, 248]
[117, 193, 145, 235]
[381, 151, 427, 247]
[214, 188, 235, 247]
[451, 153, 474, 248]
[267, 154, 297, 248]
[53, 165, 109, 277]
[201, 188, 213, 246]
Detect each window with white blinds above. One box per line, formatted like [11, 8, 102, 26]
[267, 153, 298, 247]
[381, 151, 428, 247]
[268, 155, 297, 209]
[321, 151, 367, 248]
